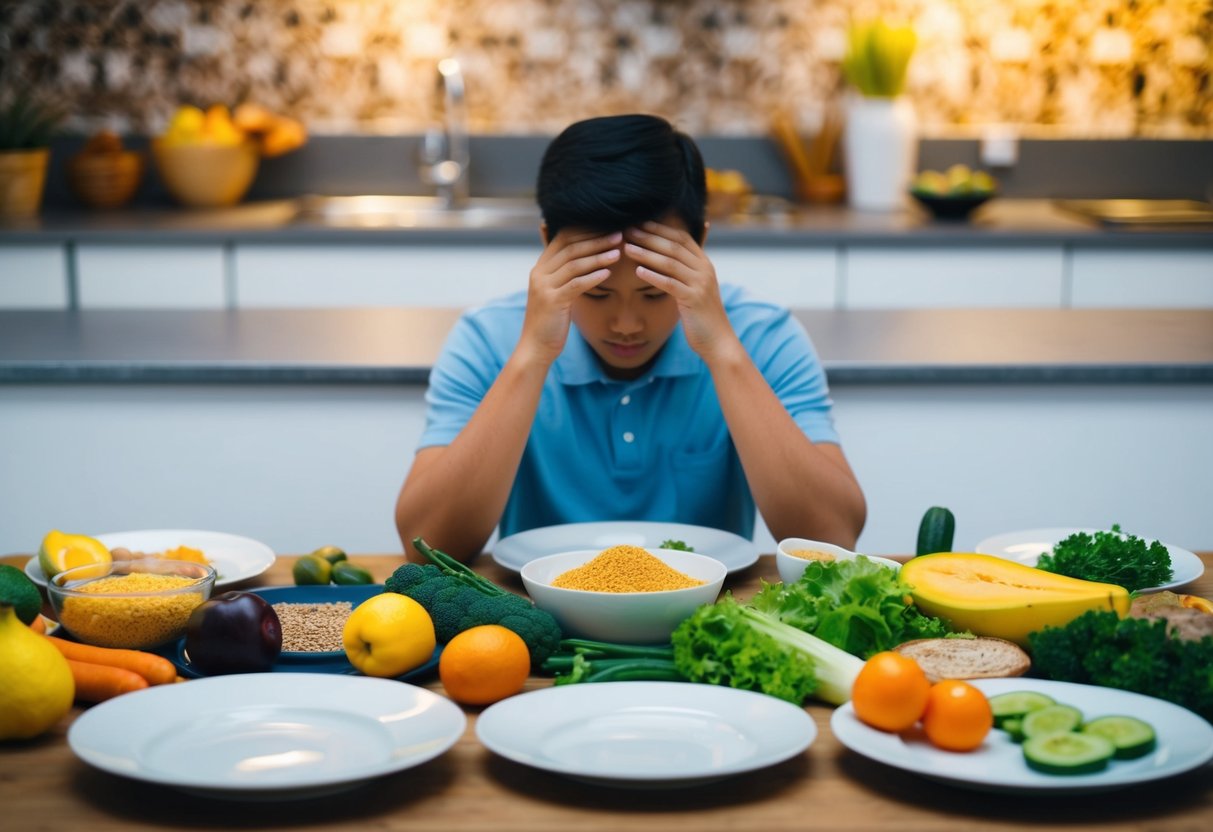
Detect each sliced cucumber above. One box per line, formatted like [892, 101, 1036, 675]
[915, 506, 955, 556]
[1000, 717, 1026, 743]
[1022, 704, 1084, 739]
[1023, 732, 1114, 775]
[1082, 715, 1157, 760]
[988, 690, 1056, 727]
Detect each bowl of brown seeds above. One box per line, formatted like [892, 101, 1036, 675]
[252, 585, 384, 660]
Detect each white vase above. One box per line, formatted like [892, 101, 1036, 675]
[843, 96, 918, 212]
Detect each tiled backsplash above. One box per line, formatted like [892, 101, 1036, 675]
[2, 0, 1209, 138]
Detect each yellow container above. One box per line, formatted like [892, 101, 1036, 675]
[152, 138, 259, 208]
[0, 148, 50, 219]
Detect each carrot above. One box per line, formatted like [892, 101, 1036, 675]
[29, 615, 47, 634]
[67, 659, 149, 702]
[44, 635, 177, 686]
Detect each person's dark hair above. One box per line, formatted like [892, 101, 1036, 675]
[536, 114, 707, 243]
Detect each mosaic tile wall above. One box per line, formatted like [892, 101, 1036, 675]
[1, 0, 1210, 138]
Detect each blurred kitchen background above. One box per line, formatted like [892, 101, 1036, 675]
[2, 0, 1210, 137]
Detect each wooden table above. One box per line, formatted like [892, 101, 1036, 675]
[2, 552, 1211, 832]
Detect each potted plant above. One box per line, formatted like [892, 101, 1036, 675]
[840, 19, 918, 211]
[0, 91, 65, 219]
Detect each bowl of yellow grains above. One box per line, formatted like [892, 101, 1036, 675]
[48, 558, 216, 649]
[521, 544, 726, 644]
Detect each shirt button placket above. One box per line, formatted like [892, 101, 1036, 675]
[615, 388, 642, 469]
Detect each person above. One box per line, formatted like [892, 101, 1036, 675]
[395, 114, 865, 563]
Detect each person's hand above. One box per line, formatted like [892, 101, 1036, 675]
[624, 221, 741, 363]
[519, 229, 622, 365]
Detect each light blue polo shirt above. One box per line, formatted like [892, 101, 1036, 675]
[417, 284, 839, 540]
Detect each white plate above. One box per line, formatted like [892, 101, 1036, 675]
[476, 681, 816, 787]
[832, 677, 1213, 795]
[973, 527, 1204, 592]
[68, 674, 466, 800]
[493, 521, 759, 574]
[25, 529, 276, 589]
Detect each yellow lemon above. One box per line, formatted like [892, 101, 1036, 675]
[343, 594, 435, 678]
[37, 530, 112, 580]
[0, 604, 75, 740]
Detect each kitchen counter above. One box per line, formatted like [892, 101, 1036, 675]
[2, 307, 1211, 385]
[1, 551, 1210, 832]
[2, 198, 1212, 247]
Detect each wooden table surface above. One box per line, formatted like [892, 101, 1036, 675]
[2, 551, 1211, 832]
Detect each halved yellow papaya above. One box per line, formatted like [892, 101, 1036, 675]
[900, 553, 1130, 647]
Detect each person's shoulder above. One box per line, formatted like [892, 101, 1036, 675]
[719, 283, 795, 332]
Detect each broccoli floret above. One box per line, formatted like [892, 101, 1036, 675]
[384, 562, 442, 595]
[428, 585, 491, 642]
[495, 604, 562, 668]
[1029, 610, 1213, 722]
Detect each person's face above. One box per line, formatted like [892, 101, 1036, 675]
[567, 223, 683, 381]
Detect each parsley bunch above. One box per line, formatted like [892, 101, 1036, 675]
[1037, 525, 1172, 591]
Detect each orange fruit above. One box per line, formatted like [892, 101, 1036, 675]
[439, 624, 531, 706]
[850, 651, 931, 733]
[921, 679, 993, 752]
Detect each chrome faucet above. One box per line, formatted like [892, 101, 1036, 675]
[420, 57, 469, 208]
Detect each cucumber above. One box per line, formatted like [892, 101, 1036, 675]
[1000, 717, 1026, 743]
[915, 506, 955, 556]
[988, 690, 1056, 727]
[1021, 704, 1084, 739]
[1082, 715, 1157, 760]
[1023, 732, 1114, 775]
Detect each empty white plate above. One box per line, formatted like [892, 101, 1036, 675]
[476, 681, 816, 787]
[68, 674, 466, 799]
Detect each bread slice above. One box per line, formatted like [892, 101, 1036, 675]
[892, 637, 1030, 683]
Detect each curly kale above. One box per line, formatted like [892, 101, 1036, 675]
[1037, 525, 1173, 591]
[1029, 610, 1213, 722]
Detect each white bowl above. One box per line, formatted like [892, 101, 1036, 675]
[775, 537, 902, 584]
[520, 548, 727, 644]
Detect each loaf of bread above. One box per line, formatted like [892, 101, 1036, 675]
[892, 637, 1030, 683]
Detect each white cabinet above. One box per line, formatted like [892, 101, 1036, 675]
[0, 244, 68, 308]
[234, 244, 538, 307]
[709, 247, 838, 307]
[842, 246, 1066, 308]
[77, 245, 227, 308]
[1070, 248, 1213, 308]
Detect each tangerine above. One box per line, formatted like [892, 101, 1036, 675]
[921, 679, 993, 752]
[850, 651, 931, 733]
[439, 624, 530, 706]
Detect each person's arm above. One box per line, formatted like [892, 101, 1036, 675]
[394, 229, 623, 563]
[624, 221, 866, 548]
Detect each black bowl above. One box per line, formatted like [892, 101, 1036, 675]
[910, 191, 995, 221]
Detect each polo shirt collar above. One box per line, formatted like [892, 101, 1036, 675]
[554, 324, 700, 386]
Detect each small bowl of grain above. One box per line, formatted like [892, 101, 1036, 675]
[521, 545, 726, 644]
[48, 558, 216, 649]
[775, 537, 902, 585]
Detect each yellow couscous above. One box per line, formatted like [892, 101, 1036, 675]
[57, 573, 208, 648]
[552, 544, 704, 593]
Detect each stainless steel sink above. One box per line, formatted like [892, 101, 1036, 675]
[294, 195, 541, 229]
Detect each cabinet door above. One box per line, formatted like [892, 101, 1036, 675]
[709, 247, 838, 307]
[234, 245, 538, 308]
[1070, 249, 1213, 308]
[0, 244, 68, 308]
[843, 246, 1065, 308]
[77, 244, 227, 308]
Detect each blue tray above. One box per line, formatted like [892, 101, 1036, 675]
[160, 584, 442, 683]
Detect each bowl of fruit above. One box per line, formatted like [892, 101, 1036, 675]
[909, 165, 998, 221]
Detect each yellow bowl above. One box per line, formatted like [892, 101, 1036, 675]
[151, 139, 259, 208]
[48, 558, 216, 649]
